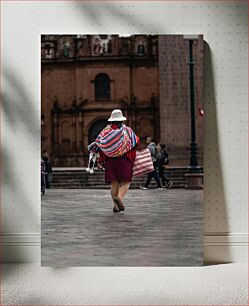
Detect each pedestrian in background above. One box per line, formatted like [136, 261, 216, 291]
[41, 159, 46, 195]
[140, 137, 162, 190]
[89, 109, 140, 212]
[156, 143, 173, 188]
[42, 151, 53, 189]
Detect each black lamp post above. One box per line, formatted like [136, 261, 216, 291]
[184, 35, 201, 173]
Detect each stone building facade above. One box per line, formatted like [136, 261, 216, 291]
[158, 35, 204, 165]
[41, 34, 204, 167]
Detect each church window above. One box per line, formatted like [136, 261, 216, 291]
[95, 73, 111, 100]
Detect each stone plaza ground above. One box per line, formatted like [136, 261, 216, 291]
[41, 188, 203, 266]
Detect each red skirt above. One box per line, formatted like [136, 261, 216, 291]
[105, 155, 133, 183]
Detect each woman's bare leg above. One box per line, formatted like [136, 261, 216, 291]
[111, 180, 120, 209]
[118, 181, 131, 200]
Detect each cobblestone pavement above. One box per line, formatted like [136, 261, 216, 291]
[41, 188, 203, 266]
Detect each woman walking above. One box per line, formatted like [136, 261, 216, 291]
[42, 151, 53, 189]
[139, 136, 162, 190]
[156, 143, 173, 188]
[88, 109, 140, 212]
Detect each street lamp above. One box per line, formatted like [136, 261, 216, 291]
[183, 35, 201, 174]
[183, 35, 203, 189]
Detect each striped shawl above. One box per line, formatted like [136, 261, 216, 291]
[88, 124, 139, 157]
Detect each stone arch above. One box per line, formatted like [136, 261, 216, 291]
[88, 118, 108, 144]
[61, 120, 70, 127]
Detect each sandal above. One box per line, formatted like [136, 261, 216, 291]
[113, 196, 125, 211]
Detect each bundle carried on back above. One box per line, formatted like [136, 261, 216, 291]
[88, 124, 139, 158]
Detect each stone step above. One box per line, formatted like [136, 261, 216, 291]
[52, 180, 186, 184]
[52, 175, 186, 180]
[52, 176, 187, 181]
[52, 170, 189, 176]
[51, 181, 185, 189]
[52, 173, 188, 178]
[50, 167, 202, 189]
[50, 184, 185, 189]
[52, 180, 186, 185]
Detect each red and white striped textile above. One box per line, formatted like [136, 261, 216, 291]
[132, 149, 154, 177]
[90, 124, 139, 158]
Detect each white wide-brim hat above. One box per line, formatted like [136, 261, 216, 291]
[108, 109, 127, 122]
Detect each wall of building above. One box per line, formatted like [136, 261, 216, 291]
[41, 40, 161, 166]
[1, 1, 247, 267]
[159, 35, 204, 164]
[41, 34, 203, 166]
